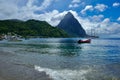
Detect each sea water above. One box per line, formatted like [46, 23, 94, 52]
[0, 38, 120, 80]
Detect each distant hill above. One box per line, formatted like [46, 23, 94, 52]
[57, 12, 86, 37]
[0, 19, 68, 37]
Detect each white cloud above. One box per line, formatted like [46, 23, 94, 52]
[117, 17, 120, 21]
[72, 0, 80, 3]
[26, 0, 34, 8]
[102, 18, 110, 23]
[95, 4, 108, 12]
[81, 5, 93, 14]
[81, 4, 108, 14]
[93, 18, 120, 35]
[0, 0, 54, 20]
[39, 0, 53, 10]
[25, 0, 54, 11]
[69, 4, 79, 8]
[0, 0, 19, 19]
[89, 15, 104, 22]
[38, 10, 67, 26]
[113, 2, 120, 7]
[69, 0, 80, 8]
[104, 22, 120, 34]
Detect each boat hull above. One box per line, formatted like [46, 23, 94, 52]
[78, 39, 91, 43]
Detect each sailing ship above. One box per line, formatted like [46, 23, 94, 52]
[88, 29, 99, 38]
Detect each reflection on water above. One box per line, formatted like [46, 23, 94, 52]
[0, 38, 120, 80]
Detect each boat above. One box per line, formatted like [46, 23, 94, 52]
[78, 39, 91, 43]
[87, 28, 99, 38]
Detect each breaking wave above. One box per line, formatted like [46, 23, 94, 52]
[34, 65, 91, 80]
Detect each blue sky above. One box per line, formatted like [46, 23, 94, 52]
[0, 0, 120, 37]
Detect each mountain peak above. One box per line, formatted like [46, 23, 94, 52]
[57, 12, 86, 37]
[64, 12, 74, 19]
[66, 12, 73, 16]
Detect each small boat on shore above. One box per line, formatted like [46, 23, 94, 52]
[78, 39, 91, 43]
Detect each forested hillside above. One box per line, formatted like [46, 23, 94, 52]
[0, 19, 68, 37]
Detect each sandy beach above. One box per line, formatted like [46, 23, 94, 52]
[0, 50, 52, 80]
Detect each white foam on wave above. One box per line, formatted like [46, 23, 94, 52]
[34, 65, 91, 80]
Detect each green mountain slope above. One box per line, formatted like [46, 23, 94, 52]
[0, 19, 68, 37]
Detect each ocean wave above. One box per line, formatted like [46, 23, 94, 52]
[34, 65, 91, 80]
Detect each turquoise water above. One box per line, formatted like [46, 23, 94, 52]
[0, 38, 120, 80]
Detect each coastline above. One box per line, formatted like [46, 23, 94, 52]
[0, 50, 52, 80]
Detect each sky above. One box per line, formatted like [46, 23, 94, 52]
[0, 0, 120, 37]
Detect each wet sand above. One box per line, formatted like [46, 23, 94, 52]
[0, 50, 52, 80]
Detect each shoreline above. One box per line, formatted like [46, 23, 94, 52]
[0, 50, 52, 80]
